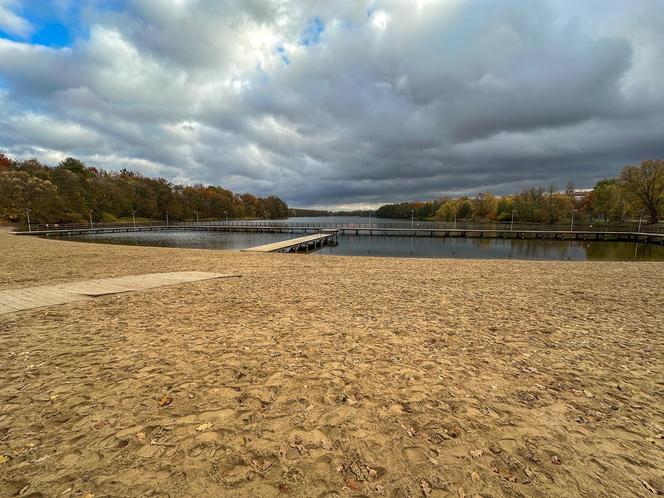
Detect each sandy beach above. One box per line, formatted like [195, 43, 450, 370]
[0, 231, 662, 497]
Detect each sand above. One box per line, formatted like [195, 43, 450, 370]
[0, 231, 662, 497]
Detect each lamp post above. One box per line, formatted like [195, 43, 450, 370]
[453, 211, 457, 230]
[26, 209, 32, 232]
[89, 210, 93, 229]
[570, 208, 576, 231]
[132, 210, 136, 228]
[637, 209, 644, 233]
[195, 210, 199, 224]
[329, 211, 332, 227]
[265, 211, 268, 222]
[224, 210, 228, 223]
[165, 211, 169, 226]
[510, 209, 515, 231]
[411, 210, 414, 230]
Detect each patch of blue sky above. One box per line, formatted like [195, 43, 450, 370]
[0, 0, 127, 47]
[276, 46, 290, 66]
[29, 21, 72, 47]
[299, 17, 325, 46]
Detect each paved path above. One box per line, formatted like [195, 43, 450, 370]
[0, 271, 239, 314]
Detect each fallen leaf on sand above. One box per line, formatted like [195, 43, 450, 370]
[471, 471, 480, 482]
[278, 483, 289, 493]
[470, 449, 483, 458]
[346, 478, 360, 491]
[0, 455, 9, 464]
[421, 480, 432, 497]
[135, 432, 146, 442]
[196, 422, 213, 432]
[158, 395, 173, 407]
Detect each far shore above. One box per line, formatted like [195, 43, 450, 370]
[1, 231, 662, 497]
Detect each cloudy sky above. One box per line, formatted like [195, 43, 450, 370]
[1, 0, 663, 209]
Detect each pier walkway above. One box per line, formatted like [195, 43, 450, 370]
[242, 230, 339, 253]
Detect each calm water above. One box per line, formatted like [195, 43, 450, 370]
[315, 235, 664, 261]
[69, 230, 298, 251]
[68, 230, 664, 261]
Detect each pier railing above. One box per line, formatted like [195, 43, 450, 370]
[23, 219, 664, 234]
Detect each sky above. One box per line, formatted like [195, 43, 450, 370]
[1, 0, 663, 209]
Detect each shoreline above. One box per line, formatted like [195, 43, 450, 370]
[1, 233, 663, 497]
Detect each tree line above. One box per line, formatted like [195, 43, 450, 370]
[0, 155, 289, 224]
[288, 208, 374, 217]
[375, 160, 664, 224]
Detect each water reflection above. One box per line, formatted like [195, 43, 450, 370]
[315, 235, 664, 261]
[67, 231, 664, 261]
[72, 230, 297, 250]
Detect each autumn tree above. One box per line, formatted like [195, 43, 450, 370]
[0, 171, 62, 222]
[619, 159, 664, 223]
[0, 153, 12, 171]
[433, 200, 457, 221]
[495, 196, 514, 221]
[0, 155, 289, 224]
[591, 179, 625, 222]
[472, 192, 497, 221]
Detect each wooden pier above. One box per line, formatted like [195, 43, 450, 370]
[242, 230, 339, 253]
[11, 223, 664, 245]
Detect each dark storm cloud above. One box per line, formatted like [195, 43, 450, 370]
[1, 0, 664, 208]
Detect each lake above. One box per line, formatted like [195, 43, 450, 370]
[66, 216, 664, 261]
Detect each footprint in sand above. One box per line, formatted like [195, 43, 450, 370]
[402, 446, 428, 462]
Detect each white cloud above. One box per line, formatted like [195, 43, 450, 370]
[0, 0, 663, 207]
[0, 0, 33, 37]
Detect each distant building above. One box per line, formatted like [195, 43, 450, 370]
[571, 189, 593, 202]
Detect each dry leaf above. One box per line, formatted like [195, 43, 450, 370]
[470, 449, 483, 458]
[158, 395, 173, 407]
[135, 432, 146, 442]
[471, 471, 480, 482]
[0, 455, 9, 464]
[421, 480, 432, 497]
[196, 422, 213, 432]
[346, 478, 360, 491]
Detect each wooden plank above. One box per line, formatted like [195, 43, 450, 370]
[0, 272, 240, 314]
